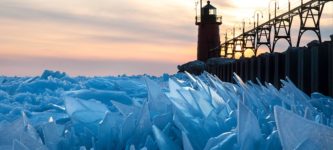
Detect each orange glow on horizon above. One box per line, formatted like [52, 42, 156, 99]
[0, 0, 332, 75]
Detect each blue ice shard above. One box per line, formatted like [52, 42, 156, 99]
[204, 132, 236, 150]
[120, 113, 136, 145]
[209, 132, 237, 150]
[65, 89, 133, 105]
[143, 135, 157, 150]
[111, 100, 139, 117]
[152, 125, 180, 150]
[182, 131, 194, 150]
[274, 106, 333, 149]
[0, 112, 45, 149]
[144, 77, 171, 117]
[12, 139, 29, 150]
[177, 88, 201, 116]
[130, 101, 153, 146]
[42, 118, 65, 150]
[189, 90, 214, 118]
[96, 111, 123, 149]
[263, 130, 282, 150]
[237, 101, 263, 149]
[64, 97, 109, 123]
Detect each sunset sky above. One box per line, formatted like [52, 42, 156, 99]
[0, 0, 332, 76]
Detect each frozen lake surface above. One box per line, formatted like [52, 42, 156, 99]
[0, 70, 332, 150]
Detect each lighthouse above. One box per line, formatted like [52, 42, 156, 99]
[196, 1, 222, 61]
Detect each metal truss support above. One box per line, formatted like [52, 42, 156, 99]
[243, 32, 256, 54]
[272, 17, 293, 52]
[243, 34, 256, 49]
[296, 0, 325, 47]
[233, 38, 244, 58]
[272, 2, 293, 52]
[218, 0, 333, 59]
[255, 24, 272, 55]
[225, 42, 234, 58]
[220, 44, 226, 57]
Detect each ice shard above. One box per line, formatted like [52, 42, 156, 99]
[65, 89, 133, 105]
[204, 132, 235, 150]
[42, 118, 65, 150]
[111, 100, 139, 117]
[209, 132, 237, 150]
[64, 97, 108, 123]
[182, 131, 194, 150]
[96, 111, 122, 149]
[152, 125, 181, 150]
[12, 139, 29, 150]
[274, 106, 333, 150]
[120, 113, 136, 143]
[237, 101, 263, 149]
[145, 77, 171, 117]
[0, 70, 333, 149]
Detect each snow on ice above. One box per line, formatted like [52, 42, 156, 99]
[0, 70, 332, 150]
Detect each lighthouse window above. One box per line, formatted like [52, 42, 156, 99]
[209, 9, 215, 15]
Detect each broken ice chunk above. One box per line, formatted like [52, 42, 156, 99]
[274, 106, 333, 150]
[136, 101, 152, 136]
[182, 131, 194, 150]
[152, 125, 180, 150]
[209, 132, 237, 150]
[152, 112, 172, 130]
[143, 135, 157, 150]
[204, 132, 234, 150]
[12, 139, 29, 150]
[237, 101, 262, 149]
[189, 90, 214, 118]
[111, 100, 139, 117]
[96, 111, 123, 149]
[263, 130, 282, 150]
[120, 113, 136, 143]
[144, 77, 171, 117]
[65, 97, 109, 123]
[65, 89, 133, 105]
[42, 119, 65, 150]
[0, 90, 9, 101]
[40, 70, 67, 80]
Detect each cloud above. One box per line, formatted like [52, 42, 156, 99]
[83, 33, 194, 46]
[0, 0, 331, 76]
[0, 0, 196, 46]
[214, 1, 240, 9]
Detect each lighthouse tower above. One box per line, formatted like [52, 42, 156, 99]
[196, 1, 222, 61]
